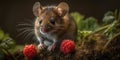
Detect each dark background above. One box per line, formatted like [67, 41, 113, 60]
[0, 0, 120, 44]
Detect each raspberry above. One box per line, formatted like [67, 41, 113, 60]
[60, 39, 75, 54]
[23, 44, 37, 59]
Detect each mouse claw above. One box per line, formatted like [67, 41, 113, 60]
[47, 44, 56, 51]
[38, 43, 46, 50]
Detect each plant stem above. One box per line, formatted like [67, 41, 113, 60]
[103, 32, 120, 49]
[85, 24, 110, 39]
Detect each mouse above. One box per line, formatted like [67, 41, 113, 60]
[33, 2, 77, 51]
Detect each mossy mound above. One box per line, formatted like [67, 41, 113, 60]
[3, 33, 120, 60]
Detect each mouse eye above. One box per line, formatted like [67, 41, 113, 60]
[39, 20, 42, 24]
[50, 18, 55, 25]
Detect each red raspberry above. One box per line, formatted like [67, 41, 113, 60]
[60, 39, 75, 54]
[23, 44, 37, 59]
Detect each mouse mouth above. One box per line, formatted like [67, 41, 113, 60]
[41, 28, 49, 33]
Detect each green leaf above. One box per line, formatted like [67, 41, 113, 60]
[84, 17, 99, 31]
[71, 12, 85, 29]
[102, 11, 114, 24]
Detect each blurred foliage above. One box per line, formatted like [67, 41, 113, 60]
[71, 12, 99, 40]
[71, 12, 99, 31]
[99, 10, 120, 41]
[71, 10, 120, 43]
[103, 10, 120, 49]
[70, 12, 84, 28]
[0, 28, 15, 48]
[0, 28, 16, 60]
[102, 11, 114, 25]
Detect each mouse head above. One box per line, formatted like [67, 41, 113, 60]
[33, 2, 69, 34]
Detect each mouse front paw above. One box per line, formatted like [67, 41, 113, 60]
[38, 43, 46, 50]
[47, 43, 56, 51]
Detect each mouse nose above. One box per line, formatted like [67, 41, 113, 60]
[41, 24, 52, 33]
[41, 26, 52, 33]
[41, 25, 51, 29]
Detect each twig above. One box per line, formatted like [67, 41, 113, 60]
[84, 24, 110, 39]
[103, 32, 120, 49]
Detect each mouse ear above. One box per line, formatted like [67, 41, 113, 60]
[56, 2, 69, 17]
[33, 2, 42, 17]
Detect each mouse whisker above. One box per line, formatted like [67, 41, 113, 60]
[17, 27, 34, 32]
[50, 30, 57, 33]
[55, 25, 64, 28]
[56, 25, 64, 26]
[20, 19, 35, 24]
[24, 31, 35, 42]
[56, 28, 64, 30]
[16, 23, 34, 27]
[16, 29, 34, 37]
[16, 19, 36, 43]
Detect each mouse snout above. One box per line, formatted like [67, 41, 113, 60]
[41, 25, 52, 33]
[41, 24, 52, 29]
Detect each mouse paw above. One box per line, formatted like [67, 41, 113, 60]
[47, 43, 56, 51]
[37, 43, 46, 50]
